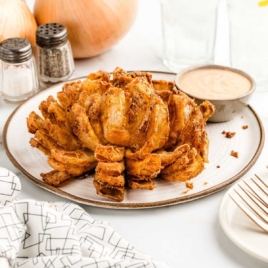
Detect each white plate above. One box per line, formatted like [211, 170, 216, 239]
[2, 71, 265, 209]
[218, 169, 268, 263]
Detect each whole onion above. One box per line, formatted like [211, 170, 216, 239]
[34, 0, 139, 58]
[0, 0, 37, 46]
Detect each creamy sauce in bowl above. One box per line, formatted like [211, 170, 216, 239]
[178, 68, 252, 99]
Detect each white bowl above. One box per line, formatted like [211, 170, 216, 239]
[175, 64, 256, 122]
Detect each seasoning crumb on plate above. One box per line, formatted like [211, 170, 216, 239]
[224, 131, 236, 138]
[217, 165, 220, 168]
[204, 182, 208, 185]
[186, 181, 193, 189]
[231, 150, 239, 158]
[242, 125, 248, 129]
[182, 190, 190, 194]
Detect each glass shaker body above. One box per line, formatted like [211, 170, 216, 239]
[36, 23, 75, 88]
[0, 38, 39, 102]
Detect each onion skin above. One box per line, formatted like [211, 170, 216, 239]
[34, 0, 139, 59]
[0, 0, 37, 46]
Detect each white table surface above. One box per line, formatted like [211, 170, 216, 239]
[1, 0, 268, 267]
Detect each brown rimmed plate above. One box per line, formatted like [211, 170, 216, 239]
[2, 71, 265, 209]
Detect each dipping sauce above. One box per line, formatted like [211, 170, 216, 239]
[178, 68, 252, 99]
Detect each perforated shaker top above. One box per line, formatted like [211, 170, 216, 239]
[0, 38, 32, 63]
[36, 23, 68, 48]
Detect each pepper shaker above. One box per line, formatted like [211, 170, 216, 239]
[0, 38, 39, 102]
[35, 23, 75, 88]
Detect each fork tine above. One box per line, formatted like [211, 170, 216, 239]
[243, 179, 268, 207]
[253, 175, 268, 196]
[237, 184, 268, 219]
[256, 175, 268, 188]
[229, 191, 268, 233]
[245, 190, 268, 216]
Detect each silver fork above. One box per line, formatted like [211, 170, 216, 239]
[229, 173, 268, 233]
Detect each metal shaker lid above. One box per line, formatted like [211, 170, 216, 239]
[36, 23, 68, 48]
[0, 38, 32, 63]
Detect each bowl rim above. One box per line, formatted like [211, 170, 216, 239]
[174, 64, 256, 101]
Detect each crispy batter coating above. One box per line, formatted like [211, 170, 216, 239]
[78, 92, 106, 144]
[87, 70, 110, 82]
[199, 100, 215, 124]
[127, 177, 155, 190]
[71, 103, 100, 150]
[94, 144, 125, 162]
[128, 102, 153, 149]
[146, 94, 169, 151]
[112, 67, 133, 88]
[94, 172, 125, 187]
[26, 111, 45, 134]
[81, 79, 111, 96]
[125, 140, 155, 160]
[100, 87, 130, 146]
[95, 161, 125, 176]
[93, 180, 125, 202]
[125, 153, 161, 179]
[161, 153, 204, 182]
[46, 96, 72, 133]
[177, 107, 209, 162]
[164, 92, 196, 149]
[34, 129, 63, 151]
[152, 79, 174, 92]
[47, 157, 96, 176]
[27, 67, 215, 202]
[44, 119, 81, 151]
[154, 90, 173, 106]
[124, 77, 153, 135]
[29, 138, 51, 156]
[41, 170, 72, 187]
[157, 144, 191, 168]
[51, 149, 96, 167]
[94, 159, 125, 202]
[57, 80, 82, 109]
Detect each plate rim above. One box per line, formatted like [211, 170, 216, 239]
[218, 171, 268, 263]
[2, 71, 265, 209]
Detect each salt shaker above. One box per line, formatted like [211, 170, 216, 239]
[35, 23, 75, 88]
[0, 38, 39, 102]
